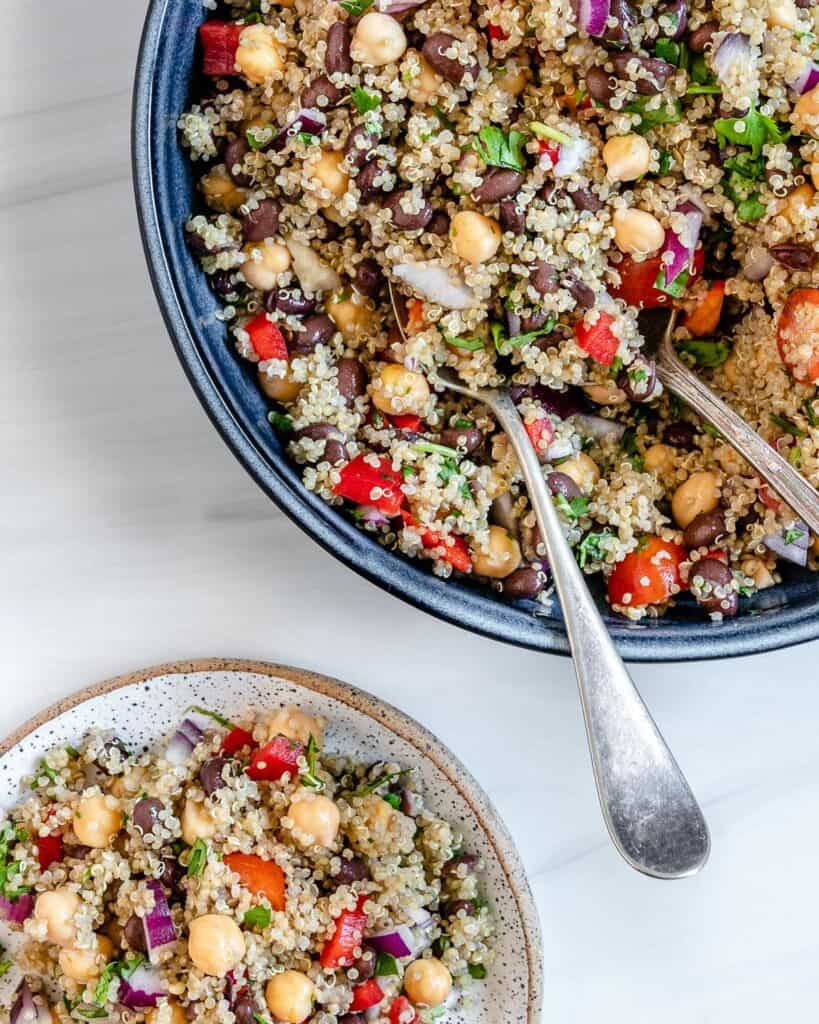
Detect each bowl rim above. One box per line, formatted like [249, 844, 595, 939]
[0, 657, 545, 1023]
[131, 0, 819, 663]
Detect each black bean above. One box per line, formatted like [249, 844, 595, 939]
[212, 270, 243, 299]
[353, 258, 384, 298]
[233, 994, 259, 1024]
[321, 216, 342, 242]
[338, 1017, 367, 1024]
[687, 21, 718, 51]
[300, 75, 342, 111]
[619, 357, 658, 403]
[439, 426, 483, 454]
[124, 914, 147, 953]
[357, 160, 393, 201]
[344, 124, 381, 170]
[656, 0, 688, 40]
[540, 181, 563, 205]
[334, 855, 370, 885]
[422, 32, 480, 87]
[499, 565, 547, 601]
[291, 314, 336, 353]
[769, 244, 817, 271]
[186, 229, 216, 258]
[568, 187, 603, 213]
[472, 169, 525, 204]
[689, 558, 738, 617]
[241, 199, 281, 243]
[442, 900, 476, 918]
[611, 53, 675, 95]
[663, 420, 697, 449]
[683, 510, 727, 549]
[602, 0, 638, 44]
[795, 0, 816, 7]
[224, 137, 252, 186]
[519, 309, 552, 334]
[350, 947, 377, 982]
[566, 276, 595, 309]
[199, 757, 230, 796]
[499, 197, 526, 234]
[426, 210, 450, 236]
[273, 287, 318, 316]
[296, 423, 348, 464]
[547, 472, 582, 500]
[385, 191, 433, 231]
[443, 853, 479, 877]
[337, 357, 367, 404]
[326, 21, 352, 74]
[159, 856, 185, 896]
[585, 67, 614, 104]
[63, 844, 92, 860]
[133, 798, 163, 836]
[530, 260, 559, 296]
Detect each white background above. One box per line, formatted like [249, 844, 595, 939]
[3, 3, 819, 1019]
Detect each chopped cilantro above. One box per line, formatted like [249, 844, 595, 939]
[654, 38, 689, 68]
[94, 954, 145, 1005]
[244, 905, 272, 930]
[802, 399, 819, 427]
[375, 951, 400, 976]
[339, 0, 373, 15]
[444, 334, 485, 351]
[301, 733, 324, 791]
[268, 411, 294, 435]
[186, 705, 236, 730]
[401, 465, 418, 481]
[0, 959, 11, 978]
[676, 338, 731, 368]
[577, 531, 613, 569]
[356, 769, 409, 797]
[784, 527, 806, 546]
[770, 413, 807, 438]
[492, 317, 557, 354]
[689, 53, 714, 86]
[686, 83, 721, 95]
[468, 963, 488, 979]
[555, 493, 589, 520]
[789, 447, 803, 467]
[187, 838, 208, 878]
[383, 792, 402, 809]
[654, 266, 690, 298]
[471, 126, 528, 172]
[413, 440, 461, 459]
[246, 126, 272, 150]
[714, 106, 785, 159]
[655, 150, 673, 176]
[297, 131, 318, 146]
[735, 194, 766, 222]
[351, 87, 381, 114]
[38, 759, 58, 784]
[454, 417, 474, 429]
[65, 745, 81, 759]
[626, 96, 681, 132]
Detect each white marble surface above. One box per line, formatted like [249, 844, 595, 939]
[3, 3, 819, 1019]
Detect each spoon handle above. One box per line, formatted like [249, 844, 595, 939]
[656, 345, 819, 536]
[490, 390, 710, 879]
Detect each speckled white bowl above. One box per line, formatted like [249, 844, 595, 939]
[0, 659, 543, 1022]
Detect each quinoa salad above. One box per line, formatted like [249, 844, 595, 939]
[0, 705, 493, 1023]
[179, 0, 819, 622]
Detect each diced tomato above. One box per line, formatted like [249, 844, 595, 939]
[611, 248, 705, 309]
[607, 536, 687, 609]
[245, 313, 289, 362]
[401, 511, 472, 573]
[321, 895, 369, 969]
[685, 280, 725, 337]
[406, 299, 426, 334]
[776, 288, 819, 383]
[247, 735, 303, 781]
[37, 833, 63, 872]
[524, 416, 555, 458]
[759, 483, 784, 514]
[704, 548, 728, 564]
[390, 996, 420, 1024]
[199, 21, 244, 77]
[389, 413, 422, 432]
[575, 311, 620, 367]
[333, 455, 405, 516]
[488, 23, 509, 41]
[349, 979, 384, 1012]
[221, 727, 255, 756]
[224, 853, 286, 911]
[538, 140, 561, 164]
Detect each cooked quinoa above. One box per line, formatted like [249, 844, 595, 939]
[1, 706, 492, 1022]
[180, 0, 819, 621]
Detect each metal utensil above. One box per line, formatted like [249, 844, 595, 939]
[645, 310, 819, 535]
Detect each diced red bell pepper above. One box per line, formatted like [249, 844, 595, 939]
[390, 996, 420, 1024]
[611, 248, 705, 310]
[221, 727, 255, 756]
[685, 280, 725, 338]
[758, 483, 784, 514]
[524, 416, 555, 458]
[607, 537, 687, 609]
[333, 455, 405, 516]
[199, 21, 244, 77]
[321, 895, 369, 969]
[224, 853, 286, 910]
[488, 23, 509, 41]
[777, 288, 819, 383]
[349, 979, 384, 1012]
[406, 299, 426, 334]
[389, 413, 422, 432]
[247, 735, 304, 781]
[37, 833, 63, 872]
[245, 313, 289, 362]
[575, 312, 620, 367]
[401, 512, 472, 573]
[538, 139, 561, 164]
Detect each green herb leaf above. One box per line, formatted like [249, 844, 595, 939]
[246, 126, 272, 150]
[375, 951, 400, 976]
[186, 706, 236, 730]
[735, 194, 766, 222]
[351, 87, 381, 114]
[401, 465, 418, 481]
[654, 266, 690, 298]
[554, 493, 589, 520]
[187, 838, 209, 878]
[356, 769, 409, 796]
[0, 959, 11, 978]
[468, 963, 488, 979]
[655, 150, 673, 176]
[471, 126, 528, 172]
[577, 531, 613, 569]
[784, 527, 806, 546]
[701, 422, 724, 440]
[94, 955, 145, 1005]
[676, 338, 731, 368]
[444, 334, 485, 351]
[383, 792, 401, 809]
[244, 905, 272, 930]
[529, 121, 573, 145]
[686, 83, 722, 95]
[626, 96, 681, 132]
[454, 417, 474, 429]
[689, 53, 714, 86]
[339, 0, 373, 15]
[301, 733, 324, 791]
[65, 745, 81, 759]
[714, 106, 785, 159]
[802, 399, 819, 427]
[770, 413, 807, 438]
[268, 411, 294, 435]
[493, 317, 557, 353]
[413, 440, 462, 459]
[38, 759, 58, 784]
[654, 38, 684, 66]
[431, 106, 456, 132]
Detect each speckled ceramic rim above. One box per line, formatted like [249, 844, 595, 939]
[132, 0, 819, 662]
[0, 658, 544, 1021]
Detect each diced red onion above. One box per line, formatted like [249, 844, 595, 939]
[0, 892, 33, 924]
[572, 413, 626, 443]
[393, 263, 476, 311]
[786, 59, 819, 96]
[10, 981, 53, 1024]
[367, 925, 417, 958]
[164, 731, 194, 765]
[143, 880, 177, 955]
[545, 438, 575, 462]
[491, 492, 519, 538]
[272, 107, 327, 152]
[359, 505, 392, 527]
[376, 0, 426, 11]
[406, 907, 433, 928]
[574, 0, 611, 36]
[764, 524, 809, 566]
[506, 309, 522, 338]
[400, 787, 423, 816]
[659, 202, 702, 287]
[554, 137, 591, 178]
[713, 32, 750, 86]
[742, 247, 774, 282]
[118, 964, 168, 1010]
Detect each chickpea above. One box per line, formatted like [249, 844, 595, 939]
[671, 471, 719, 528]
[450, 211, 502, 265]
[742, 558, 776, 590]
[109, 766, 146, 800]
[358, 793, 395, 841]
[351, 12, 407, 67]
[643, 443, 676, 475]
[612, 208, 665, 258]
[495, 63, 530, 97]
[602, 134, 652, 182]
[200, 167, 246, 214]
[405, 51, 443, 105]
[471, 525, 521, 579]
[370, 364, 431, 416]
[811, 159, 819, 193]
[35, 888, 81, 948]
[258, 365, 302, 404]
[583, 382, 627, 405]
[146, 1001, 188, 1024]
[311, 150, 349, 204]
[767, 0, 798, 28]
[235, 24, 285, 84]
[721, 350, 739, 386]
[74, 793, 122, 848]
[188, 915, 246, 977]
[328, 296, 374, 340]
[265, 970, 315, 1023]
[181, 800, 216, 847]
[794, 86, 819, 136]
[559, 453, 600, 493]
[773, 182, 816, 224]
[240, 241, 292, 293]
[288, 793, 340, 848]
[404, 957, 453, 1008]
[264, 705, 324, 746]
[59, 934, 114, 984]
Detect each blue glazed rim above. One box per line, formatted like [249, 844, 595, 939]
[132, 0, 819, 663]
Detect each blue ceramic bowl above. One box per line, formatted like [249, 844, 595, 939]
[132, 0, 819, 661]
